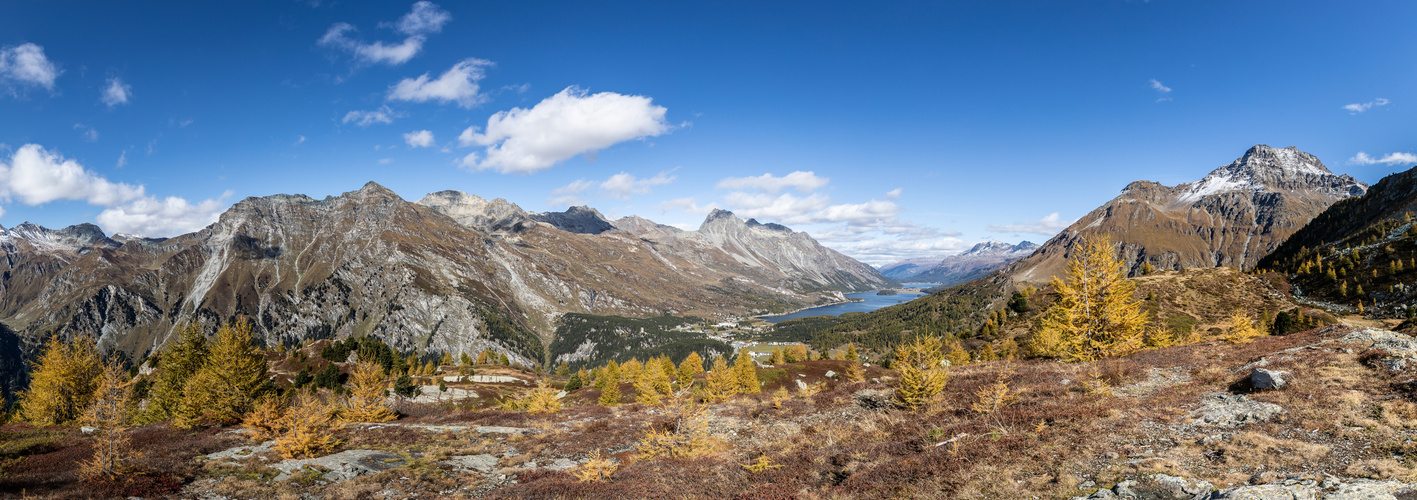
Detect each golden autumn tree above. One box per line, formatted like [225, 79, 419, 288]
[1031, 235, 1149, 362]
[733, 349, 760, 394]
[80, 362, 135, 481]
[892, 336, 949, 409]
[141, 324, 208, 423]
[703, 355, 737, 402]
[343, 359, 396, 423]
[598, 367, 621, 407]
[677, 352, 704, 386]
[634, 358, 673, 406]
[843, 343, 859, 361]
[175, 321, 269, 428]
[18, 335, 103, 426]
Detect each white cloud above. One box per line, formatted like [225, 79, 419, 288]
[403, 129, 434, 148]
[116, 150, 127, 168]
[378, 158, 393, 164]
[101, 77, 131, 107]
[389, 1, 452, 35]
[74, 123, 98, 142]
[1344, 98, 1390, 114]
[460, 87, 672, 174]
[660, 197, 719, 215]
[821, 236, 969, 266]
[0, 43, 59, 90]
[295, 135, 306, 145]
[600, 170, 675, 200]
[547, 195, 582, 207]
[0, 144, 144, 207]
[885, 188, 902, 200]
[552, 179, 595, 196]
[715, 171, 829, 194]
[1349, 151, 1417, 166]
[387, 58, 491, 108]
[96, 192, 232, 237]
[987, 212, 1073, 235]
[343, 106, 397, 126]
[723, 192, 832, 224]
[1150, 79, 1172, 102]
[457, 126, 479, 147]
[318, 2, 450, 66]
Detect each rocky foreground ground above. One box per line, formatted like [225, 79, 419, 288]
[10, 325, 1417, 498]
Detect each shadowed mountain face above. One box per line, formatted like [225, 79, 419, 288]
[0, 183, 891, 373]
[1008, 145, 1366, 284]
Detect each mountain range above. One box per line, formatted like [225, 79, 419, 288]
[878, 241, 1038, 286]
[0, 182, 893, 397]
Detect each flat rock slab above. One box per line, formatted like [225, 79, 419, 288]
[361, 423, 529, 435]
[1077, 477, 1417, 499]
[442, 375, 529, 384]
[272, 449, 406, 482]
[206, 440, 276, 463]
[441, 454, 499, 473]
[1190, 392, 1284, 428]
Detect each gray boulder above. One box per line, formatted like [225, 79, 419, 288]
[1249, 369, 1291, 391]
[1191, 392, 1284, 428]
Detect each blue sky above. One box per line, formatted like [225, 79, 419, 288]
[1, 1, 1413, 265]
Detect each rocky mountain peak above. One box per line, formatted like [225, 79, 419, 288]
[2, 222, 119, 251]
[1177, 145, 1366, 205]
[345, 181, 404, 203]
[531, 206, 613, 234]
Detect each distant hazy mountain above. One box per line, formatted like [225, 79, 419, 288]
[885, 241, 1038, 286]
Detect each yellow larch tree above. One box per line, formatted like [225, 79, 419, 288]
[892, 336, 949, 409]
[1031, 235, 1150, 362]
[343, 359, 396, 423]
[18, 335, 103, 426]
[677, 352, 704, 386]
[175, 321, 270, 428]
[80, 362, 135, 480]
[734, 350, 760, 394]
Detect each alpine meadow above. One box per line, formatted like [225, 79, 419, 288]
[4, 2, 1417, 499]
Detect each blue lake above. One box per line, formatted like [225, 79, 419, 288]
[760, 284, 933, 323]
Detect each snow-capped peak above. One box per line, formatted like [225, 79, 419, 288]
[1175, 145, 1358, 205]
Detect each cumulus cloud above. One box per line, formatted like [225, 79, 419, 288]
[1349, 151, 1417, 166]
[460, 87, 672, 174]
[600, 170, 675, 200]
[1344, 98, 1389, 114]
[715, 171, 829, 194]
[0, 144, 143, 206]
[387, 58, 492, 108]
[988, 212, 1073, 235]
[0, 144, 233, 237]
[723, 192, 832, 224]
[403, 129, 434, 148]
[319, 1, 450, 66]
[0, 43, 60, 90]
[885, 188, 902, 200]
[820, 236, 969, 266]
[343, 106, 397, 126]
[96, 192, 231, 237]
[101, 77, 131, 107]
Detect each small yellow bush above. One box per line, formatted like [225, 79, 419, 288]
[274, 390, 342, 459]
